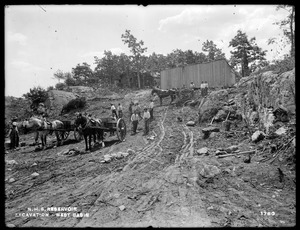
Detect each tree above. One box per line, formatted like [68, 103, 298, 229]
[229, 30, 267, 77]
[53, 69, 67, 83]
[202, 40, 226, 61]
[23, 86, 48, 112]
[94, 50, 121, 85]
[72, 62, 94, 86]
[121, 30, 148, 88]
[274, 5, 295, 56]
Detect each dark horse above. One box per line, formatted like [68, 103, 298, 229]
[74, 116, 104, 151]
[151, 87, 177, 106]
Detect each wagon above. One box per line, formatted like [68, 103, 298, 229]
[97, 117, 127, 141]
[57, 120, 83, 141]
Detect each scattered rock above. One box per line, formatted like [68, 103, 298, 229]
[32, 163, 37, 166]
[186, 121, 195, 126]
[225, 145, 239, 153]
[275, 127, 287, 136]
[6, 223, 16, 228]
[202, 127, 220, 133]
[214, 109, 227, 122]
[8, 178, 16, 183]
[147, 136, 155, 140]
[31, 172, 39, 178]
[5, 160, 18, 165]
[215, 150, 227, 156]
[119, 205, 126, 211]
[116, 152, 123, 159]
[121, 152, 129, 157]
[197, 147, 209, 155]
[127, 149, 135, 155]
[251, 131, 265, 143]
[200, 165, 221, 178]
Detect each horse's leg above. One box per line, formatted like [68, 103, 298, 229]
[35, 131, 39, 144]
[55, 131, 60, 147]
[89, 134, 92, 150]
[84, 134, 88, 151]
[160, 97, 162, 106]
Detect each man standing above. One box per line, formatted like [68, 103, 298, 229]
[190, 81, 195, 89]
[117, 103, 123, 118]
[129, 100, 134, 117]
[200, 81, 205, 97]
[142, 108, 151, 136]
[149, 99, 154, 121]
[136, 102, 142, 119]
[131, 110, 139, 135]
[7, 121, 19, 150]
[204, 81, 209, 96]
[111, 104, 118, 119]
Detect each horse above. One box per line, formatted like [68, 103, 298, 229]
[22, 117, 64, 149]
[151, 87, 177, 106]
[74, 116, 104, 151]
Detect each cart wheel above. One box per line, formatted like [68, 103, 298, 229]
[63, 131, 70, 140]
[74, 128, 83, 141]
[116, 118, 126, 141]
[58, 131, 69, 140]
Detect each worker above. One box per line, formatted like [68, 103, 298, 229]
[7, 121, 19, 150]
[135, 102, 142, 119]
[129, 100, 134, 117]
[149, 99, 154, 121]
[117, 103, 123, 118]
[111, 104, 118, 119]
[200, 81, 205, 97]
[190, 81, 195, 89]
[143, 108, 151, 136]
[131, 110, 139, 135]
[204, 81, 209, 96]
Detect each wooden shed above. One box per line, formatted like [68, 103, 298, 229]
[160, 59, 236, 89]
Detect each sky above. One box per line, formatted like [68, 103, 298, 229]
[5, 4, 291, 97]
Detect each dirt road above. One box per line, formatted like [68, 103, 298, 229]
[5, 95, 296, 227]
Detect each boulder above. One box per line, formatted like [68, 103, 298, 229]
[119, 205, 126, 211]
[186, 121, 196, 126]
[5, 160, 18, 165]
[199, 89, 229, 122]
[275, 127, 287, 136]
[225, 145, 239, 153]
[202, 127, 220, 133]
[8, 178, 16, 183]
[214, 109, 227, 122]
[251, 131, 265, 143]
[31, 172, 39, 178]
[197, 147, 209, 155]
[199, 165, 221, 178]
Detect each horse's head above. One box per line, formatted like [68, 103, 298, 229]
[74, 116, 87, 129]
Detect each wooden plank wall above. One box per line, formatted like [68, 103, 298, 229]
[160, 59, 235, 89]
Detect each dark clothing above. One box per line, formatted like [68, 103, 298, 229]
[132, 120, 138, 134]
[118, 110, 123, 118]
[112, 109, 118, 119]
[149, 108, 154, 120]
[9, 127, 19, 149]
[144, 118, 150, 135]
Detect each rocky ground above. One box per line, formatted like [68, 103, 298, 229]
[5, 75, 296, 227]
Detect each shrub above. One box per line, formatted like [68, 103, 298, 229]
[23, 86, 48, 112]
[55, 82, 66, 90]
[61, 97, 86, 114]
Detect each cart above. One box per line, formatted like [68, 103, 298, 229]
[57, 120, 83, 141]
[98, 117, 127, 141]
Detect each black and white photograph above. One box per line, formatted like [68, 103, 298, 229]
[5, 5, 295, 227]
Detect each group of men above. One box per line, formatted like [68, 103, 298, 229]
[129, 100, 154, 136]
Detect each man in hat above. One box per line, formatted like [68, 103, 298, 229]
[142, 107, 151, 136]
[111, 104, 118, 119]
[117, 103, 123, 118]
[135, 102, 142, 119]
[131, 110, 139, 135]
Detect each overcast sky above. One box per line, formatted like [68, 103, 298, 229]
[5, 5, 290, 97]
